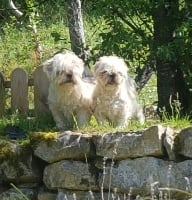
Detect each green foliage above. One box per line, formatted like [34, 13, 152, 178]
[88, 0, 153, 71]
[173, 20, 192, 90]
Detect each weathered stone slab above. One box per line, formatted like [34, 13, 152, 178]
[43, 160, 98, 191]
[32, 131, 95, 163]
[177, 127, 192, 158]
[0, 140, 42, 183]
[93, 125, 166, 159]
[99, 157, 192, 196]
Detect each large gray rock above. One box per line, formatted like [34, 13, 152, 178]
[99, 157, 192, 195]
[43, 160, 98, 191]
[177, 127, 192, 158]
[93, 125, 166, 160]
[32, 131, 95, 163]
[0, 140, 42, 183]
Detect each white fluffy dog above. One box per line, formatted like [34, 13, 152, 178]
[43, 51, 95, 130]
[92, 56, 145, 128]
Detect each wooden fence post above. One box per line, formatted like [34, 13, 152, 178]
[11, 68, 29, 115]
[34, 66, 50, 116]
[0, 72, 5, 116]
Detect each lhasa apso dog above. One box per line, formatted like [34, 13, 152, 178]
[43, 51, 95, 130]
[92, 56, 145, 128]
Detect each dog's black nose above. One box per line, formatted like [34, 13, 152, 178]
[110, 73, 116, 79]
[66, 74, 72, 82]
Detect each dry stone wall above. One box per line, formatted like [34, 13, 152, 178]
[1, 125, 192, 200]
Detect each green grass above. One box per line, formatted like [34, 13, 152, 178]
[0, 21, 71, 77]
[0, 113, 56, 138]
[161, 111, 192, 130]
[0, 110, 191, 139]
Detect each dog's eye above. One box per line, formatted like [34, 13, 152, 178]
[102, 71, 107, 74]
[56, 70, 64, 75]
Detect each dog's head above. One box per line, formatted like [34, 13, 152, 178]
[43, 51, 84, 85]
[94, 56, 128, 88]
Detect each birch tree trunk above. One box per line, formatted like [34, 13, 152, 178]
[66, 0, 92, 76]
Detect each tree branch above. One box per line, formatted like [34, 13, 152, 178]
[135, 59, 156, 91]
[8, 0, 23, 18]
[111, 7, 147, 39]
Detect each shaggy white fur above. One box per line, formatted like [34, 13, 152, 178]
[43, 51, 95, 130]
[92, 56, 145, 128]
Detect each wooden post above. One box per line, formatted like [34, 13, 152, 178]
[34, 66, 50, 116]
[0, 72, 5, 116]
[11, 68, 29, 115]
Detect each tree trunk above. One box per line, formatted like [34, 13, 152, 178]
[152, 0, 190, 116]
[66, 0, 91, 76]
[156, 61, 189, 115]
[66, 0, 85, 53]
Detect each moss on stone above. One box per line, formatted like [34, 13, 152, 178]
[0, 139, 31, 162]
[29, 132, 58, 146]
[0, 140, 17, 161]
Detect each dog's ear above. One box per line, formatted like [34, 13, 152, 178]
[42, 58, 54, 79]
[94, 62, 98, 71]
[93, 61, 101, 75]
